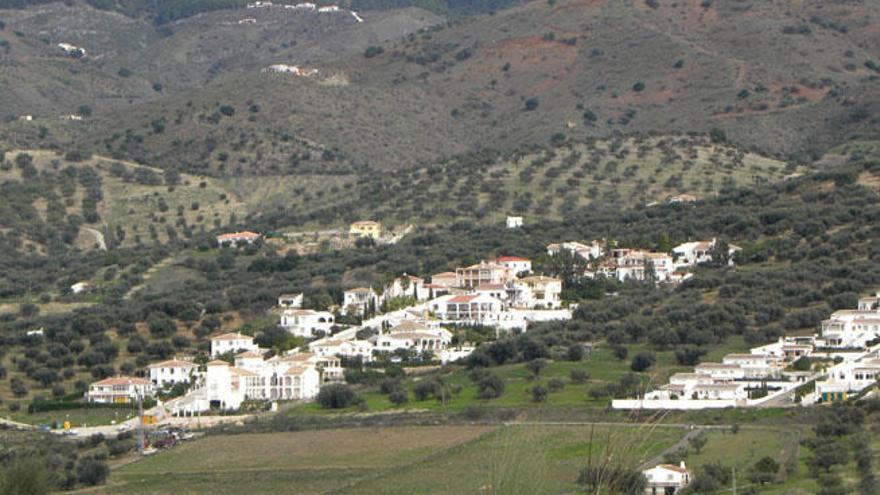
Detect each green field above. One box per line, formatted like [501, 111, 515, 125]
[288, 338, 752, 417]
[103, 424, 684, 494]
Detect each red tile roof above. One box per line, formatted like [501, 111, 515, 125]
[497, 256, 530, 262]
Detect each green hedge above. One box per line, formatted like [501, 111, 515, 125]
[28, 398, 156, 414]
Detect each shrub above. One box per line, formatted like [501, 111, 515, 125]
[413, 379, 440, 401]
[117, 67, 132, 77]
[76, 458, 109, 486]
[531, 385, 548, 402]
[524, 98, 539, 111]
[612, 345, 629, 360]
[316, 384, 360, 409]
[630, 352, 656, 372]
[364, 46, 384, 58]
[547, 378, 565, 392]
[632, 81, 646, 92]
[219, 105, 235, 117]
[525, 358, 548, 377]
[570, 369, 589, 384]
[388, 388, 408, 405]
[566, 344, 585, 361]
[478, 373, 505, 399]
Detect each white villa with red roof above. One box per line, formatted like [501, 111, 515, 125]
[456, 261, 515, 288]
[376, 321, 453, 353]
[87, 376, 155, 404]
[513, 275, 562, 309]
[431, 293, 505, 324]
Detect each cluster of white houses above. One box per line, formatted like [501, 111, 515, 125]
[547, 238, 741, 283]
[615, 292, 880, 410]
[87, 332, 339, 412]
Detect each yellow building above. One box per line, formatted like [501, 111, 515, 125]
[349, 221, 381, 240]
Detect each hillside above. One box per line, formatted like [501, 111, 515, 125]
[82, 0, 880, 174]
[0, 135, 792, 255]
[1, 0, 877, 176]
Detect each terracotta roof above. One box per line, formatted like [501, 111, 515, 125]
[229, 366, 258, 377]
[695, 363, 741, 370]
[235, 350, 264, 359]
[93, 376, 152, 386]
[497, 256, 530, 262]
[207, 360, 230, 366]
[148, 359, 196, 368]
[346, 287, 373, 293]
[385, 332, 446, 340]
[351, 220, 380, 227]
[284, 365, 310, 376]
[432, 272, 457, 278]
[282, 352, 317, 362]
[391, 320, 427, 332]
[656, 464, 691, 474]
[476, 283, 506, 290]
[447, 295, 477, 303]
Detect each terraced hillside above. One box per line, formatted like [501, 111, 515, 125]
[0, 135, 791, 251]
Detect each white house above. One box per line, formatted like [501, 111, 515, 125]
[456, 261, 515, 288]
[643, 462, 692, 494]
[58, 43, 86, 58]
[280, 309, 335, 337]
[205, 353, 323, 411]
[694, 362, 745, 381]
[384, 274, 429, 301]
[815, 358, 880, 403]
[672, 238, 742, 267]
[722, 353, 783, 379]
[86, 377, 155, 404]
[277, 293, 304, 308]
[613, 250, 674, 282]
[317, 5, 340, 12]
[858, 293, 880, 311]
[210, 332, 259, 357]
[430, 293, 505, 324]
[506, 216, 523, 229]
[309, 338, 374, 363]
[820, 309, 880, 349]
[547, 241, 604, 260]
[216, 231, 261, 247]
[342, 288, 380, 316]
[70, 282, 90, 294]
[495, 256, 532, 276]
[376, 323, 452, 354]
[148, 359, 198, 387]
[512, 276, 563, 309]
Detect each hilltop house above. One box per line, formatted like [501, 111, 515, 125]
[87, 377, 155, 404]
[280, 309, 335, 337]
[210, 332, 259, 357]
[58, 42, 86, 58]
[643, 462, 692, 494]
[277, 293, 303, 308]
[148, 359, 198, 387]
[816, 358, 880, 403]
[506, 216, 523, 229]
[216, 231, 262, 247]
[667, 194, 696, 204]
[343, 287, 381, 316]
[349, 221, 381, 240]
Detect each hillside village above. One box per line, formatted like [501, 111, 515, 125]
[83, 222, 776, 420]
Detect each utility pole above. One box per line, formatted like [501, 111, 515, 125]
[732, 465, 737, 495]
[136, 392, 145, 455]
